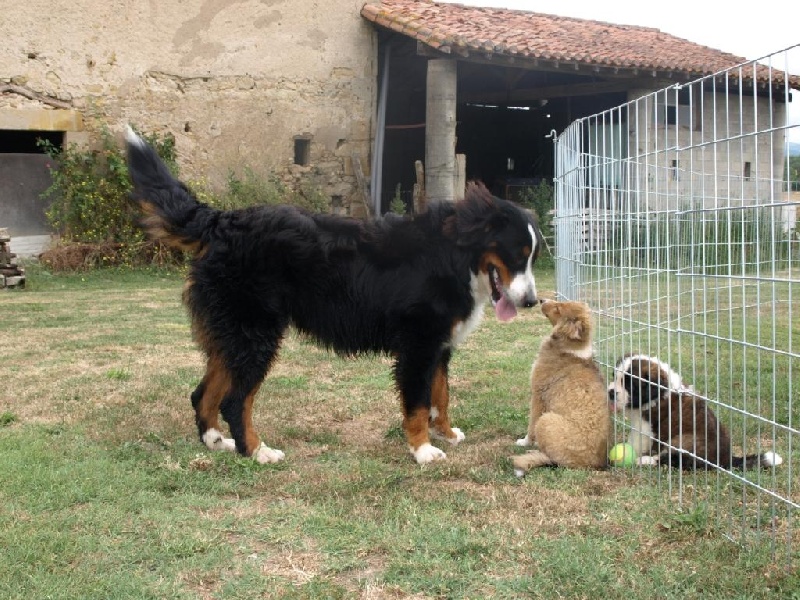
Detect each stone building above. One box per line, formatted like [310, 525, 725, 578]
[2, 0, 795, 248]
[1, 0, 376, 244]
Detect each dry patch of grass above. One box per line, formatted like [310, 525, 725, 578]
[0, 266, 797, 599]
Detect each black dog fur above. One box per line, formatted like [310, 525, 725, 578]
[125, 127, 543, 464]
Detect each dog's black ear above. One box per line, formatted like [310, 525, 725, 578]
[627, 361, 666, 406]
[647, 363, 672, 402]
[446, 182, 507, 246]
[625, 371, 645, 407]
[647, 373, 668, 403]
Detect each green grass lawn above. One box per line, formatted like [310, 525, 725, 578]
[0, 264, 797, 599]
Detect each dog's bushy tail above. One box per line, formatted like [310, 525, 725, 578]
[657, 449, 783, 470]
[731, 451, 783, 470]
[125, 126, 217, 253]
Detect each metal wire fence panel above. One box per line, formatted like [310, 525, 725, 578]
[553, 45, 800, 566]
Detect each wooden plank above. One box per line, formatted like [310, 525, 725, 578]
[351, 154, 372, 217]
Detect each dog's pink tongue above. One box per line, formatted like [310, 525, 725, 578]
[495, 294, 517, 321]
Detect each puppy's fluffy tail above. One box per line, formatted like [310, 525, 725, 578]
[125, 126, 217, 253]
[731, 451, 783, 470]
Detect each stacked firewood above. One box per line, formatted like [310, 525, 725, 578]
[0, 228, 25, 288]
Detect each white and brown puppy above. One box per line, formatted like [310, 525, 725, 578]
[512, 301, 611, 476]
[608, 354, 782, 470]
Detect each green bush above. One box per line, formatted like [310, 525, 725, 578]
[517, 180, 554, 264]
[389, 183, 408, 214]
[37, 125, 330, 271]
[516, 180, 554, 240]
[39, 127, 177, 246]
[213, 167, 328, 213]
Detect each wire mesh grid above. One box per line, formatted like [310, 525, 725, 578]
[553, 45, 800, 566]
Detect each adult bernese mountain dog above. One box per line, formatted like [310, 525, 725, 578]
[125, 127, 543, 465]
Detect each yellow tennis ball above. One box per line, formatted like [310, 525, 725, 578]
[608, 443, 636, 467]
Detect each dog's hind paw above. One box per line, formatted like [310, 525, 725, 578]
[411, 443, 447, 464]
[515, 435, 531, 447]
[253, 443, 286, 464]
[431, 427, 465, 446]
[448, 427, 465, 445]
[202, 428, 237, 453]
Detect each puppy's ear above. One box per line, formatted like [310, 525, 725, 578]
[562, 318, 584, 341]
[629, 361, 667, 405]
[553, 317, 584, 341]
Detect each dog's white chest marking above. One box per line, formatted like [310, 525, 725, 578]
[568, 344, 594, 360]
[626, 411, 654, 456]
[450, 273, 488, 347]
[508, 224, 539, 305]
[451, 304, 485, 347]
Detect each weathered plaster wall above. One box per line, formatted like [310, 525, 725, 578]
[626, 87, 786, 210]
[0, 0, 377, 212]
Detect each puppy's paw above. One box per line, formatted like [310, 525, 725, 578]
[515, 435, 531, 447]
[252, 443, 286, 464]
[411, 443, 447, 464]
[202, 428, 236, 452]
[637, 455, 659, 466]
[511, 450, 551, 472]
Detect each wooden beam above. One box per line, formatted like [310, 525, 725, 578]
[459, 79, 635, 104]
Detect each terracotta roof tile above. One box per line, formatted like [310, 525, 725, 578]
[361, 0, 799, 87]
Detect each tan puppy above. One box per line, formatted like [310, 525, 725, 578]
[512, 300, 611, 476]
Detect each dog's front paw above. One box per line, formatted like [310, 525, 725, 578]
[515, 435, 531, 447]
[252, 443, 286, 464]
[202, 428, 236, 452]
[411, 443, 447, 464]
[637, 455, 659, 466]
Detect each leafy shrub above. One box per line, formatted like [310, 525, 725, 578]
[389, 183, 408, 214]
[212, 167, 328, 213]
[40, 127, 177, 246]
[37, 125, 330, 271]
[517, 180, 554, 264]
[516, 180, 554, 241]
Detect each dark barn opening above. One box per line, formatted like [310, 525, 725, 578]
[0, 130, 63, 236]
[375, 34, 629, 213]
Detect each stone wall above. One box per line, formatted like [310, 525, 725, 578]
[0, 0, 377, 214]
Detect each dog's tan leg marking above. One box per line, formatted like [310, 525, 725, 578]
[429, 365, 465, 445]
[404, 407, 446, 464]
[197, 355, 236, 451]
[241, 384, 284, 464]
